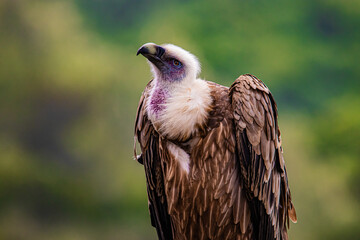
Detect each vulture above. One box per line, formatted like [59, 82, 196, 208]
[134, 43, 297, 240]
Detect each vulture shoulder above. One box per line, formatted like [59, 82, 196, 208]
[229, 74, 297, 240]
[134, 80, 173, 240]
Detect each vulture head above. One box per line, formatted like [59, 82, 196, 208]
[137, 43, 211, 140]
[137, 43, 201, 83]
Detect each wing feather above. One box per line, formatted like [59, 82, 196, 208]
[230, 74, 297, 240]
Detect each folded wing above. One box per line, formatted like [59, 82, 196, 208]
[229, 74, 297, 240]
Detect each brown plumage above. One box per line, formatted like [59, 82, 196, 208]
[134, 43, 296, 240]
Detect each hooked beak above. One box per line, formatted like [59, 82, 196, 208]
[137, 43, 166, 69]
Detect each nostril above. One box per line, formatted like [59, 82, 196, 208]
[156, 46, 165, 58]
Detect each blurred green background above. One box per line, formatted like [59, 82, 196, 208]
[1, 0, 359, 239]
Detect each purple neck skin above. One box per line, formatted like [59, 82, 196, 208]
[149, 83, 169, 116]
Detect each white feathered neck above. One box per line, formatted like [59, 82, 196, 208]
[147, 78, 212, 141]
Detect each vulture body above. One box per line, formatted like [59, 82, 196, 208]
[134, 43, 296, 240]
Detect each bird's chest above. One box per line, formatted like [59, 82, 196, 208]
[161, 120, 244, 239]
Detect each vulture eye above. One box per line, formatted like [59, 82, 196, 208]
[172, 59, 182, 68]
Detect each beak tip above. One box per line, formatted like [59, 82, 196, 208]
[137, 46, 150, 56]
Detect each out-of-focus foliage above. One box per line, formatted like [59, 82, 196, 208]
[0, 0, 358, 239]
